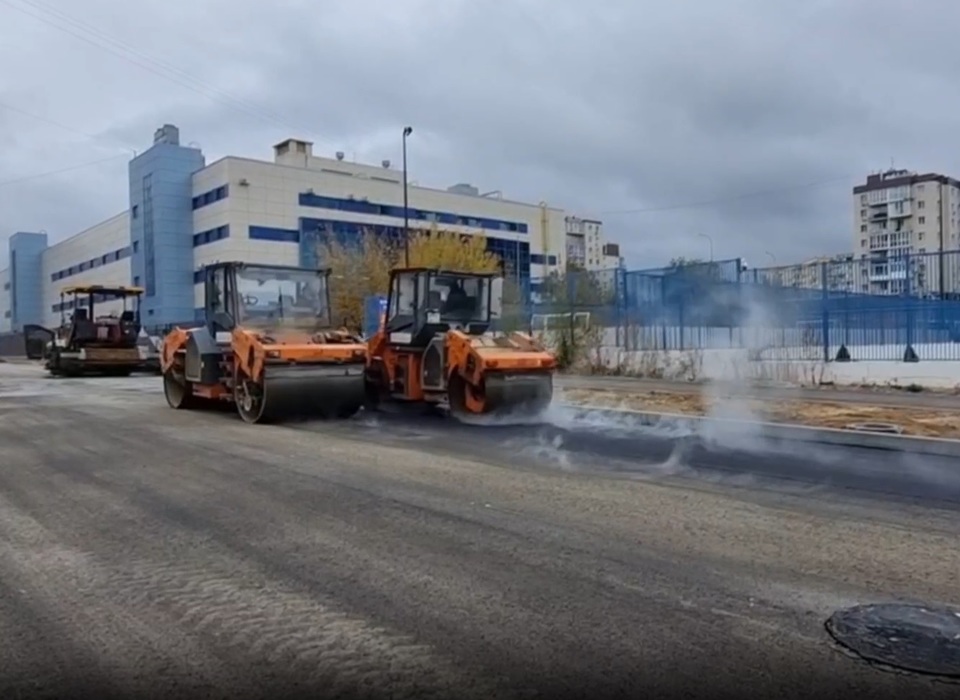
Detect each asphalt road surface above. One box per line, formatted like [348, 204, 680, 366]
[2, 364, 960, 700]
[556, 373, 960, 409]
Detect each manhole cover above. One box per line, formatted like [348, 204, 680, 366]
[826, 603, 960, 677]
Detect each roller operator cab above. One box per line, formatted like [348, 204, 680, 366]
[160, 261, 368, 424]
[364, 268, 558, 420]
[43, 285, 145, 377]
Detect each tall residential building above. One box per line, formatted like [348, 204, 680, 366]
[564, 216, 621, 271]
[770, 253, 856, 293]
[853, 168, 960, 296]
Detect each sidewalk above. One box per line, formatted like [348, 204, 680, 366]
[557, 374, 960, 439]
[556, 374, 960, 409]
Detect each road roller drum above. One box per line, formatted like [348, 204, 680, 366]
[234, 362, 366, 423]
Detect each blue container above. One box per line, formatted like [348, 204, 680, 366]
[363, 295, 388, 338]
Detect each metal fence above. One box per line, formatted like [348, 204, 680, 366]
[133, 249, 960, 363]
[518, 250, 960, 362]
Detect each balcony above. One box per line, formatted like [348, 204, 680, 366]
[869, 263, 907, 281]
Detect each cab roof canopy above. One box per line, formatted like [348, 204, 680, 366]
[393, 267, 498, 278]
[204, 261, 331, 274]
[61, 284, 145, 296]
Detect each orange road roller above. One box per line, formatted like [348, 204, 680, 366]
[160, 261, 367, 423]
[364, 267, 557, 420]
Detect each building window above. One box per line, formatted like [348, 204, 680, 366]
[860, 225, 866, 232]
[918, 216, 925, 224]
[918, 200, 925, 209]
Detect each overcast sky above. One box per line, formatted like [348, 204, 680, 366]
[1, 0, 958, 272]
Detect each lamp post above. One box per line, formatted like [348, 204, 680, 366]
[402, 126, 413, 267]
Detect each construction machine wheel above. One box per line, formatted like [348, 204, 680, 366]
[163, 370, 203, 410]
[448, 372, 554, 422]
[234, 364, 366, 424]
[44, 346, 64, 377]
[363, 361, 387, 412]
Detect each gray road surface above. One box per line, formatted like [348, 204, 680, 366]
[2, 364, 960, 700]
[557, 373, 960, 409]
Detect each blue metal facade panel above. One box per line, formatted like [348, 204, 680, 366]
[296, 217, 532, 278]
[128, 143, 204, 325]
[298, 192, 529, 233]
[8, 231, 48, 329]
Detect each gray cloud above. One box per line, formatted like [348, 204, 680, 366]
[2, 0, 960, 271]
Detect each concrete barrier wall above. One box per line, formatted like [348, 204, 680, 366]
[534, 325, 960, 390]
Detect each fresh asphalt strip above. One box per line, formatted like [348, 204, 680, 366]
[276, 406, 960, 510]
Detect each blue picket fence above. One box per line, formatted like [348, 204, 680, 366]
[143, 250, 960, 363]
[521, 251, 960, 362]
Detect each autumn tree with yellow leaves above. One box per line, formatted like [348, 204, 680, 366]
[320, 226, 524, 332]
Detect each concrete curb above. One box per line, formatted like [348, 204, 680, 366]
[558, 402, 960, 459]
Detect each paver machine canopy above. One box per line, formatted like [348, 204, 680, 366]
[43, 284, 144, 376]
[160, 261, 367, 423]
[364, 267, 556, 419]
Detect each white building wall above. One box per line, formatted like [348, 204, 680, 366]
[192, 158, 300, 309]
[0, 267, 10, 332]
[194, 153, 568, 278]
[40, 212, 132, 328]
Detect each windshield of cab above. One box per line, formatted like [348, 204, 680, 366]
[235, 266, 331, 330]
[425, 274, 490, 323]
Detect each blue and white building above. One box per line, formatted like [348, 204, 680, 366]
[0, 123, 617, 332]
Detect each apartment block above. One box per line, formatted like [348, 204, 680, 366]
[853, 168, 960, 296]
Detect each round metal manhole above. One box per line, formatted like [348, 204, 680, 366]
[826, 603, 960, 677]
[845, 422, 904, 434]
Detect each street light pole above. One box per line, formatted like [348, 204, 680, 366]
[402, 126, 413, 267]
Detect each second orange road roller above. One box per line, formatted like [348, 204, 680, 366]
[160, 261, 368, 423]
[363, 267, 557, 420]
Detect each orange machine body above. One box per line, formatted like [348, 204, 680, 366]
[160, 261, 369, 423]
[162, 326, 367, 403]
[364, 267, 557, 418]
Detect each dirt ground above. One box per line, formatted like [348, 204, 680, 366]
[561, 387, 960, 439]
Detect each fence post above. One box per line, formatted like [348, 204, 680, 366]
[904, 252, 918, 362]
[736, 259, 745, 349]
[820, 262, 830, 363]
[678, 296, 685, 351]
[660, 274, 668, 350]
